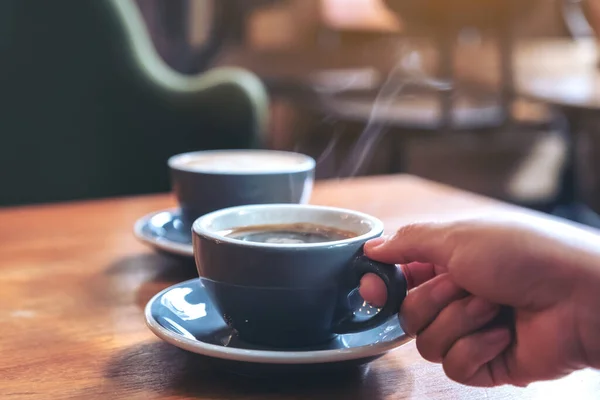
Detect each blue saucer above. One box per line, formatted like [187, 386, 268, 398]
[145, 279, 411, 374]
[134, 208, 194, 257]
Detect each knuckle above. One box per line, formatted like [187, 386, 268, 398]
[439, 297, 470, 324]
[442, 336, 477, 384]
[443, 220, 473, 246]
[442, 356, 470, 384]
[394, 223, 424, 240]
[415, 334, 443, 363]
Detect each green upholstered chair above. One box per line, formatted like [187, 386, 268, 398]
[0, 0, 269, 207]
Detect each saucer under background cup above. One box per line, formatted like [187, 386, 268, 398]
[145, 279, 411, 376]
[134, 208, 194, 257]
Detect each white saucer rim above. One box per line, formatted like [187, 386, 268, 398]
[133, 208, 194, 257]
[144, 278, 411, 365]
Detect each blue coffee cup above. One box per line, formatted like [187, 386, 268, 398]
[168, 150, 315, 229]
[192, 204, 407, 348]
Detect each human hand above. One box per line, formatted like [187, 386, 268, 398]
[359, 217, 600, 387]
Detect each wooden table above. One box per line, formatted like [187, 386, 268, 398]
[2, 174, 599, 399]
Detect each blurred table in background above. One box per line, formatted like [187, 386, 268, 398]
[462, 38, 599, 108]
[320, 0, 401, 33]
[215, 37, 599, 102]
[464, 38, 600, 225]
[215, 37, 600, 226]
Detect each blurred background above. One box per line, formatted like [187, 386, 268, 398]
[4, 0, 600, 228]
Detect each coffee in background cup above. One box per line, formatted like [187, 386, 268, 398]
[168, 150, 315, 228]
[192, 204, 407, 348]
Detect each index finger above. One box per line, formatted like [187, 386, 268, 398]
[364, 222, 456, 266]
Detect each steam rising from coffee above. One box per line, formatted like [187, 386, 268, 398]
[316, 41, 452, 178]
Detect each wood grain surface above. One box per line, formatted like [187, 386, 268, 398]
[1, 174, 599, 399]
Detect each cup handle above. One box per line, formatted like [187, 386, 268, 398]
[333, 254, 407, 334]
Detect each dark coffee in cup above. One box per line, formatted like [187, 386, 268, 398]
[193, 204, 407, 348]
[222, 222, 357, 244]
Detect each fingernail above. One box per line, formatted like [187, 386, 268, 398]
[431, 279, 459, 303]
[467, 297, 499, 318]
[365, 236, 386, 249]
[483, 328, 510, 344]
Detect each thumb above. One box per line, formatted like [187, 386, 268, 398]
[365, 222, 457, 267]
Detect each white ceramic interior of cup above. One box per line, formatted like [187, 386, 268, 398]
[193, 204, 384, 248]
[168, 149, 316, 175]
